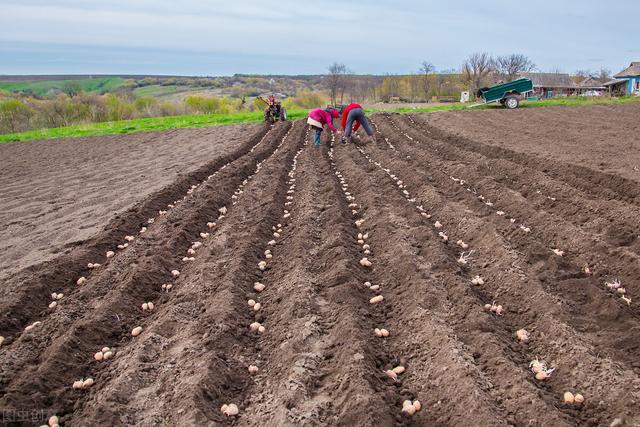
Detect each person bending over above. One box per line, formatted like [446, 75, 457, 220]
[307, 107, 341, 146]
[341, 103, 376, 144]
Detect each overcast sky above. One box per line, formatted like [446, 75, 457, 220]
[0, 0, 638, 76]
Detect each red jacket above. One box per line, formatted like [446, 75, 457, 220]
[341, 103, 362, 132]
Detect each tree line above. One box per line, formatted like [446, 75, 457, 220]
[324, 53, 535, 104]
[324, 53, 613, 104]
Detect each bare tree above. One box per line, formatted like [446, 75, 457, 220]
[339, 68, 354, 104]
[495, 54, 536, 81]
[597, 67, 611, 83]
[575, 69, 592, 78]
[326, 62, 350, 105]
[349, 76, 379, 103]
[408, 76, 422, 102]
[462, 52, 495, 96]
[420, 61, 435, 101]
[575, 67, 611, 84]
[379, 74, 401, 102]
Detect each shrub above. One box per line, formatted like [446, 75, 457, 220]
[75, 92, 107, 122]
[105, 94, 135, 121]
[158, 101, 183, 116]
[134, 96, 158, 116]
[37, 94, 89, 128]
[185, 96, 241, 114]
[293, 90, 326, 108]
[281, 90, 328, 110]
[0, 99, 32, 133]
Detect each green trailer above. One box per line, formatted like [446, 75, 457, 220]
[470, 78, 534, 109]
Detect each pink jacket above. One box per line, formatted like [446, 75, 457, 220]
[308, 108, 337, 132]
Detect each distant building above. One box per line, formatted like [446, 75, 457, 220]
[518, 72, 578, 98]
[606, 62, 640, 95]
[577, 76, 606, 93]
[602, 79, 628, 96]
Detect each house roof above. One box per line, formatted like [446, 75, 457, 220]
[614, 62, 640, 78]
[602, 78, 628, 87]
[519, 72, 576, 88]
[578, 76, 605, 89]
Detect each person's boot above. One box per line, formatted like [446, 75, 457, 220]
[369, 135, 377, 144]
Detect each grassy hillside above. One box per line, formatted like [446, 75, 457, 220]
[0, 77, 126, 96]
[132, 85, 182, 97]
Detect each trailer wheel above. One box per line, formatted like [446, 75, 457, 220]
[504, 95, 519, 109]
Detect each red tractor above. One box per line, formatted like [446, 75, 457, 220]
[258, 95, 287, 123]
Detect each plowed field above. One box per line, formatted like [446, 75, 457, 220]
[1, 105, 639, 426]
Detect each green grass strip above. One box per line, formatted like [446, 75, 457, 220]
[0, 110, 308, 143]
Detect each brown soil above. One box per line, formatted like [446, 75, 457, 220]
[0, 124, 262, 281]
[426, 103, 640, 183]
[1, 106, 639, 426]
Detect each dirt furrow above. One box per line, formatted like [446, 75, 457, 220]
[374, 113, 640, 368]
[401, 113, 640, 258]
[332, 139, 580, 426]
[233, 131, 323, 425]
[356, 117, 640, 425]
[55, 121, 307, 426]
[239, 131, 395, 425]
[0, 123, 272, 339]
[0, 123, 294, 424]
[385, 113, 640, 282]
[410, 113, 640, 207]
